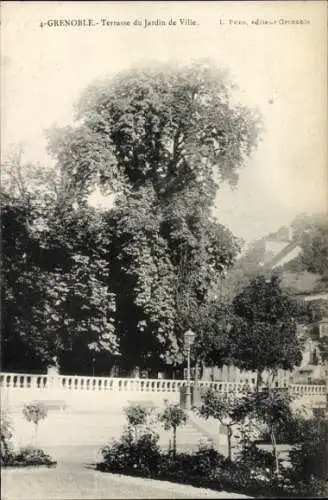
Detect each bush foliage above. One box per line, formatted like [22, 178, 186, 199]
[9, 446, 57, 467]
[100, 428, 161, 477]
[1, 411, 14, 466]
[97, 399, 328, 498]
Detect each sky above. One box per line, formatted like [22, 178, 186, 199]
[1, 1, 327, 243]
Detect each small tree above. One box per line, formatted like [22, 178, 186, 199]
[198, 389, 243, 461]
[235, 389, 294, 475]
[124, 404, 152, 441]
[231, 275, 302, 390]
[22, 403, 48, 447]
[159, 404, 187, 459]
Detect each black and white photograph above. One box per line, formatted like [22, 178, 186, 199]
[1, 1, 327, 498]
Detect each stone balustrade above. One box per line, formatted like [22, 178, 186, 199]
[0, 372, 326, 396]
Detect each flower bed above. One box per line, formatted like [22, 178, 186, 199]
[6, 446, 57, 468]
[96, 402, 328, 498]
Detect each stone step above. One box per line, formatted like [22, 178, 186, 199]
[9, 411, 213, 450]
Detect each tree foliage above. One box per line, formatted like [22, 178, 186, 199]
[22, 403, 48, 447]
[198, 388, 243, 461]
[230, 275, 302, 383]
[159, 404, 187, 458]
[2, 62, 261, 372]
[45, 61, 261, 369]
[235, 389, 294, 474]
[1, 173, 118, 372]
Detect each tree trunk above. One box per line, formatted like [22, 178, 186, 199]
[256, 370, 262, 392]
[173, 427, 176, 460]
[270, 427, 279, 475]
[34, 424, 38, 448]
[227, 425, 233, 461]
[268, 369, 277, 389]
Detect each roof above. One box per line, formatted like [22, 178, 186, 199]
[265, 241, 300, 269]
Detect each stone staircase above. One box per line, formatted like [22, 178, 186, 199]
[9, 406, 218, 456]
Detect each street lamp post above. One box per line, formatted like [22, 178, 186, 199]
[184, 329, 196, 411]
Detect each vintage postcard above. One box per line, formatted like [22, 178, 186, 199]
[1, 1, 327, 499]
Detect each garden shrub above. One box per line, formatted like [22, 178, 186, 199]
[99, 428, 161, 477]
[191, 443, 226, 478]
[286, 418, 328, 497]
[1, 411, 14, 466]
[235, 440, 276, 474]
[155, 444, 226, 489]
[10, 446, 56, 467]
[212, 461, 290, 498]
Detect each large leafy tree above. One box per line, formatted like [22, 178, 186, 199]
[229, 274, 302, 388]
[47, 61, 261, 370]
[1, 154, 118, 373]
